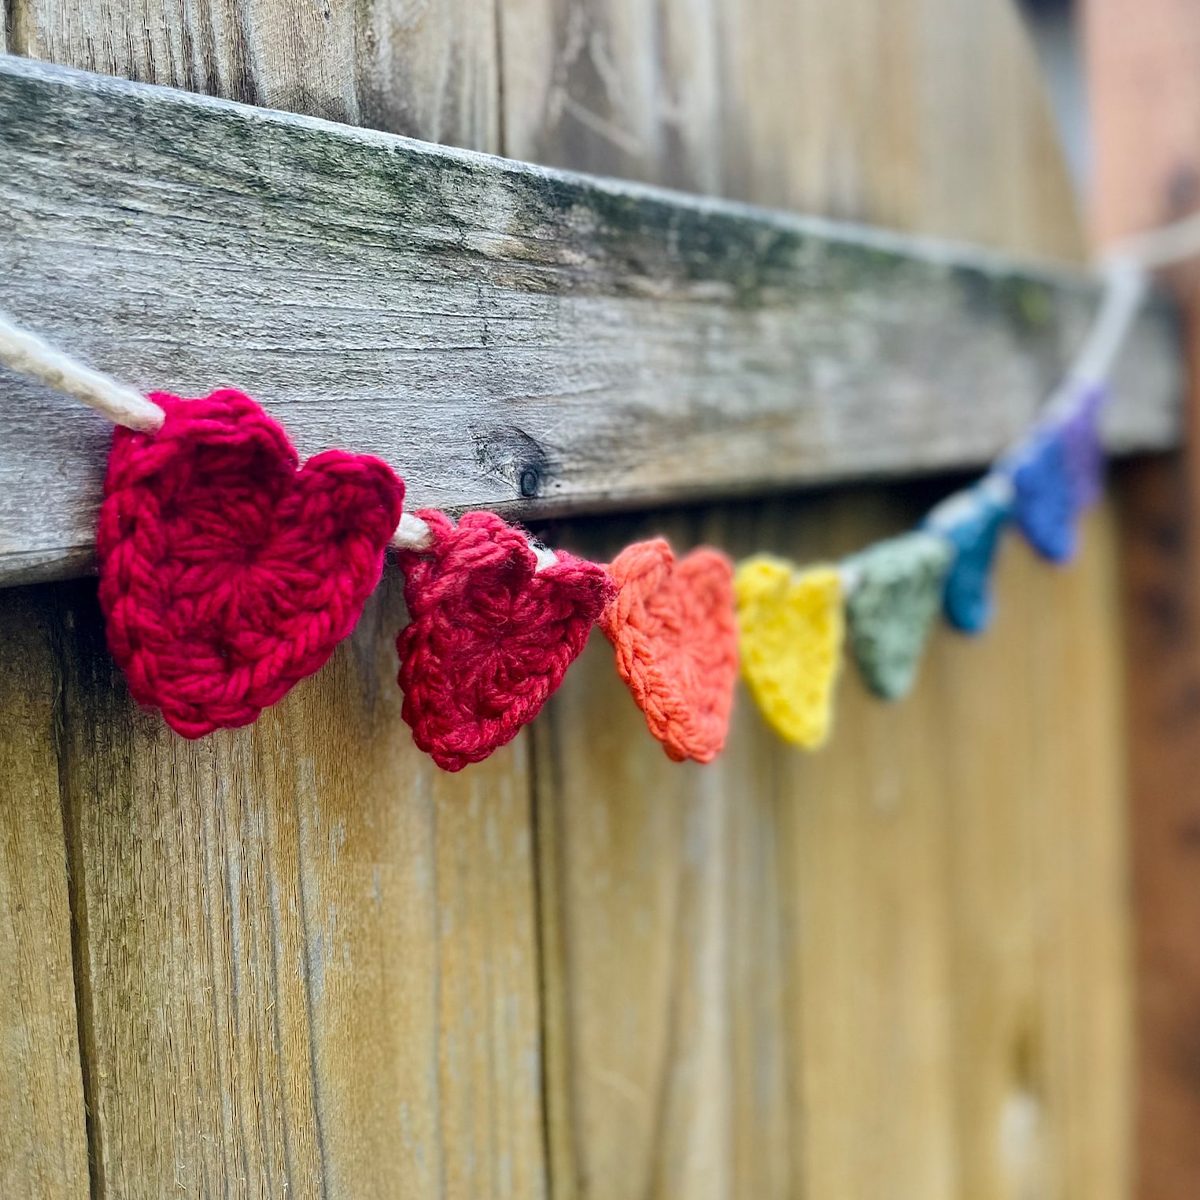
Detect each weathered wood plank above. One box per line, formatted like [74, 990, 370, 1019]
[55, 574, 547, 1199]
[0, 586, 89, 1199]
[0, 53, 1181, 585]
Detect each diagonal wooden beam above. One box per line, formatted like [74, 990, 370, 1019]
[0, 54, 1183, 584]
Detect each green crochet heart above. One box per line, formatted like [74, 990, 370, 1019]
[844, 532, 952, 701]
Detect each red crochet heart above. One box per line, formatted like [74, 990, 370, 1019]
[97, 389, 405, 737]
[396, 510, 615, 771]
[600, 539, 738, 763]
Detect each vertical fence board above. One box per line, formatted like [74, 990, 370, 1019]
[502, 7, 794, 1196]
[1025, 511, 1131, 1199]
[711, 0, 1083, 259]
[757, 494, 962, 1200]
[0, 587, 88, 1199]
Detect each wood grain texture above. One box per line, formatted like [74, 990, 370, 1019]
[55, 574, 546, 1199]
[727, 0, 1087, 259]
[6, 0, 499, 147]
[1084, 3, 1200, 1196]
[0, 55, 1181, 585]
[0, 586, 89, 1199]
[1115, 451, 1200, 1200]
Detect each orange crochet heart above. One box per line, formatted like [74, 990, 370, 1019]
[600, 539, 738, 763]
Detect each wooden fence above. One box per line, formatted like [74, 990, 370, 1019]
[0, 1, 1169, 1197]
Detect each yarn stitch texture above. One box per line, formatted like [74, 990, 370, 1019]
[1010, 426, 1078, 563]
[97, 389, 405, 738]
[600, 538, 738, 764]
[929, 489, 1011, 635]
[735, 556, 843, 749]
[396, 510, 614, 771]
[845, 532, 952, 700]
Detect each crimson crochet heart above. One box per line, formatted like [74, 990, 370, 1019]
[395, 510, 615, 771]
[97, 389, 405, 738]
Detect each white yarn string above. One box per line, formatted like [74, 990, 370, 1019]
[1064, 257, 1147, 389]
[0, 310, 164, 432]
[1102, 211, 1200, 273]
[924, 486, 993, 535]
[837, 560, 861, 596]
[391, 511, 435, 551]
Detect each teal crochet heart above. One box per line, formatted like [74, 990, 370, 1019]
[925, 486, 1011, 635]
[844, 532, 952, 700]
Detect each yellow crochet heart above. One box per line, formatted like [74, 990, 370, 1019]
[734, 556, 844, 749]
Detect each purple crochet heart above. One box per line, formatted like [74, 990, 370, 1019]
[1060, 384, 1105, 510]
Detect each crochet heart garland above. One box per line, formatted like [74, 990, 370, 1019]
[395, 510, 615, 771]
[86, 369, 1106, 757]
[97, 388, 405, 738]
[734, 557, 844, 748]
[600, 539, 738, 763]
